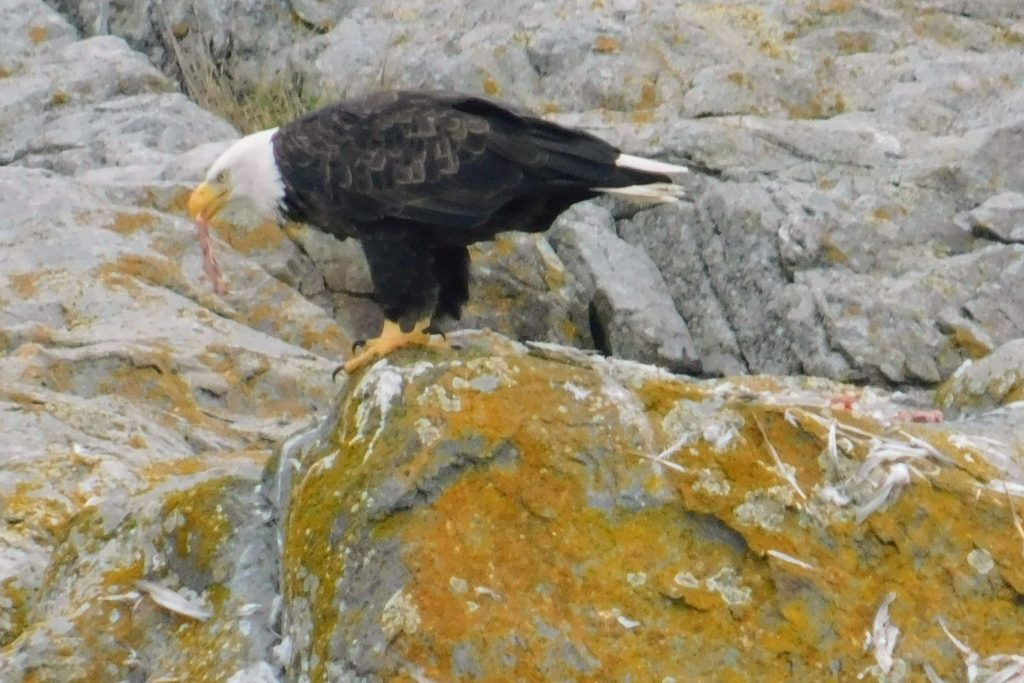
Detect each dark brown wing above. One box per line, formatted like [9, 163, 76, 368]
[271, 91, 655, 239]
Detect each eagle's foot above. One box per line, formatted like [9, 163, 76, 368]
[338, 319, 447, 375]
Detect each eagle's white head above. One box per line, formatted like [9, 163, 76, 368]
[188, 128, 285, 222]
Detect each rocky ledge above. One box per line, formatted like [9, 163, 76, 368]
[4, 333, 1024, 681]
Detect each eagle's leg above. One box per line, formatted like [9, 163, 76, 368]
[340, 318, 447, 374]
[338, 233, 452, 376]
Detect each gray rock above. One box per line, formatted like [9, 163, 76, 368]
[0, 34, 172, 137]
[0, 0, 76, 67]
[948, 119, 1024, 204]
[3, 92, 235, 174]
[0, 158, 345, 668]
[550, 203, 698, 373]
[969, 192, 1024, 243]
[0, 23, 235, 186]
[289, 0, 357, 31]
[0, 167, 343, 425]
[918, 1, 1023, 23]
[801, 245, 1024, 385]
[682, 60, 840, 120]
[463, 233, 593, 349]
[694, 181, 803, 376]
[617, 201, 746, 377]
[939, 339, 1024, 415]
[51, 0, 310, 86]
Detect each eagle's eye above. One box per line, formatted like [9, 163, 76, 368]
[214, 170, 229, 184]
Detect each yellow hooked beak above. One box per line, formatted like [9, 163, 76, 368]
[187, 182, 230, 221]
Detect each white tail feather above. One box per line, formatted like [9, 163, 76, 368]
[615, 153, 689, 175]
[595, 182, 685, 204]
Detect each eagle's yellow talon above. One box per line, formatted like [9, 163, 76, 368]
[341, 319, 448, 374]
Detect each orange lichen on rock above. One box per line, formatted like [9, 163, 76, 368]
[299, 319, 349, 356]
[161, 478, 238, 577]
[593, 35, 621, 53]
[482, 77, 501, 96]
[96, 254, 187, 295]
[108, 211, 157, 235]
[281, 342, 1024, 682]
[211, 218, 287, 255]
[9, 270, 54, 297]
[6, 452, 268, 682]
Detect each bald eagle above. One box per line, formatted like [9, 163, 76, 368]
[188, 90, 687, 373]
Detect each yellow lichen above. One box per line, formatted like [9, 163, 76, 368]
[593, 35, 620, 53]
[727, 71, 748, 87]
[108, 211, 157, 235]
[96, 254, 186, 294]
[835, 30, 871, 55]
[161, 478, 237, 575]
[947, 325, 994, 360]
[9, 271, 50, 297]
[212, 218, 286, 254]
[299, 320, 349, 356]
[637, 80, 658, 109]
[820, 236, 849, 264]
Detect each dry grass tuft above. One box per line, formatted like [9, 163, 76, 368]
[163, 13, 323, 133]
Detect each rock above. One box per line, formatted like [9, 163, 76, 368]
[0, 453, 278, 682]
[0, 0, 76, 67]
[0, 160, 347, 672]
[49, 0, 310, 85]
[616, 201, 748, 377]
[0, 6, 237, 188]
[946, 120, 1024, 205]
[801, 244, 1024, 385]
[272, 333, 1024, 682]
[550, 203, 699, 372]
[463, 233, 593, 349]
[3, 91, 236, 175]
[5, 1, 1024, 680]
[938, 339, 1024, 415]
[289, 0, 357, 32]
[969, 191, 1024, 243]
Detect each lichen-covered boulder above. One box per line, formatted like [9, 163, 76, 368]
[277, 332, 1024, 682]
[0, 453, 278, 683]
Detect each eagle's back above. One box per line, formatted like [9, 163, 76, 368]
[272, 90, 671, 245]
[272, 91, 667, 243]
